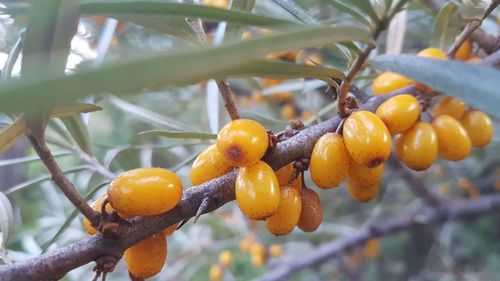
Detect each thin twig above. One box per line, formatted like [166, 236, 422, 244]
[186, 17, 240, 120]
[447, 0, 500, 58]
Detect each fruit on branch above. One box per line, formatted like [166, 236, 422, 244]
[82, 195, 115, 235]
[269, 244, 284, 258]
[460, 110, 493, 148]
[417, 47, 447, 59]
[266, 185, 302, 236]
[275, 163, 302, 191]
[375, 94, 421, 135]
[217, 119, 269, 166]
[343, 111, 391, 168]
[310, 132, 351, 189]
[209, 264, 223, 281]
[432, 115, 472, 161]
[297, 186, 323, 232]
[347, 162, 384, 188]
[190, 144, 233, 186]
[431, 96, 469, 119]
[372, 72, 414, 95]
[107, 168, 183, 217]
[239, 237, 252, 252]
[364, 239, 379, 259]
[163, 223, 178, 236]
[347, 181, 380, 202]
[125, 233, 167, 279]
[235, 161, 280, 220]
[250, 244, 266, 267]
[454, 40, 472, 61]
[395, 122, 438, 171]
[262, 79, 295, 103]
[218, 250, 233, 267]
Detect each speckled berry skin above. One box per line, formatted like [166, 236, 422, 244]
[297, 187, 323, 232]
[432, 96, 469, 119]
[190, 144, 233, 186]
[310, 133, 350, 189]
[460, 110, 493, 148]
[125, 233, 167, 279]
[376, 94, 421, 135]
[432, 115, 471, 161]
[395, 121, 438, 171]
[266, 186, 302, 236]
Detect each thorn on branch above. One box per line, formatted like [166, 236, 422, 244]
[93, 256, 120, 281]
[194, 197, 211, 223]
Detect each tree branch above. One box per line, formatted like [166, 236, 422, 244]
[254, 193, 500, 281]
[479, 48, 500, 68]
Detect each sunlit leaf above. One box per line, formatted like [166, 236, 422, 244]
[0, 117, 26, 153]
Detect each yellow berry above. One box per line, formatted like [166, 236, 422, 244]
[347, 182, 380, 202]
[310, 133, 350, 189]
[364, 239, 379, 259]
[375, 94, 421, 135]
[431, 96, 469, 119]
[395, 122, 438, 171]
[163, 224, 178, 236]
[235, 161, 280, 220]
[108, 168, 183, 217]
[297, 187, 323, 232]
[460, 110, 493, 148]
[281, 104, 297, 119]
[417, 47, 447, 59]
[343, 111, 392, 167]
[269, 244, 284, 258]
[455, 40, 472, 61]
[372, 72, 414, 95]
[202, 0, 228, 9]
[266, 186, 302, 236]
[275, 163, 301, 191]
[82, 195, 114, 235]
[209, 264, 223, 281]
[250, 243, 265, 256]
[348, 162, 384, 188]
[190, 144, 233, 186]
[125, 233, 167, 279]
[217, 119, 269, 166]
[432, 115, 472, 161]
[251, 251, 266, 267]
[239, 238, 252, 252]
[218, 250, 233, 267]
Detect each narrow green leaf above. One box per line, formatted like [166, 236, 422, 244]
[0, 192, 14, 248]
[223, 0, 256, 44]
[320, 0, 372, 26]
[0, 25, 372, 114]
[431, 3, 460, 50]
[138, 130, 217, 140]
[370, 55, 500, 118]
[0, 117, 26, 153]
[0, 151, 71, 168]
[60, 115, 93, 155]
[51, 103, 103, 118]
[349, 0, 379, 21]
[271, 0, 317, 24]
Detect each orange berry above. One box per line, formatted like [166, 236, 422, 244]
[460, 110, 493, 148]
[348, 182, 380, 202]
[281, 104, 297, 119]
[125, 233, 167, 279]
[364, 239, 379, 259]
[235, 161, 280, 220]
[209, 264, 223, 281]
[372, 72, 414, 95]
[163, 224, 178, 236]
[417, 47, 447, 59]
[301, 110, 314, 120]
[218, 250, 233, 267]
[251, 251, 266, 267]
[375, 94, 421, 135]
[348, 162, 384, 188]
[108, 168, 183, 217]
[298, 187, 323, 232]
[454, 40, 472, 61]
[190, 144, 233, 186]
[217, 119, 269, 166]
[250, 243, 265, 256]
[202, 0, 229, 9]
[432, 115, 471, 161]
[82, 195, 115, 235]
[431, 96, 469, 119]
[343, 111, 391, 167]
[275, 163, 301, 191]
[310, 133, 350, 189]
[266, 186, 302, 236]
[269, 244, 284, 258]
[239, 237, 252, 252]
[395, 122, 438, 171]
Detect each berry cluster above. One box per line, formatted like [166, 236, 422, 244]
[82, 168, 183, 279]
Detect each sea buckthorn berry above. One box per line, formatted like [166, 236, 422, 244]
[209, 264, 223, 281]
[431, 96, 469, 119]
[108, 168, 183, 217]
[395, 122, 438, 171]
[218, 250, 233, 267]
[455, 40, 472, 61]
[217, 119, 269, 166]
[347, 182, 380, 202]
[375, 94, 421, 135]
[364, 239, 379, 259]
[347, 162, 384, 188]
[372, 72, 414, 95]
[281, 104, 297, 119]
[310, 133, 350, 189]
[460, 110, 493, 148]
[298, 187, 323, 232]
[432, 115, 471, 161]
[163, 223, 178, 236]
[235, 161, 280, 220]
[239, 237, 252, 252]
[125, 233, 167, 279]
[202, 0, 228, 9]
[269, 244, 283, 258]
[251, 250, 266, 267]
[250, 243, 265, 256]
[343, 111, 392, 167]
[266, 186, 302, 236]
[275, 163, 301, 191]
[82, 195, 114, 235]
[190, 144, 233, 186]
[417, 47, 447, 59]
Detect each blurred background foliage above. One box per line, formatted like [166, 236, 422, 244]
[0, 0, 499, 280]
